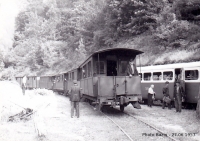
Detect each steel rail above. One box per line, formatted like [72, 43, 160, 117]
[100, 111, 134, 141]
[33, 102, 50, 137]
[123, 111, 180, 141]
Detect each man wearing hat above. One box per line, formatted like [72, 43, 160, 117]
[162, 81, 171, 109]
[69, 80, 82, 118]
[173, 81, 185, 112]
[126, 58, 138, 77]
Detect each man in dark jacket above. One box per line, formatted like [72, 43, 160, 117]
[69, 80, 82, 118]
[162, 81, 171, 109]
[173, 81, 185, 112]
[126, 58, 138, 77]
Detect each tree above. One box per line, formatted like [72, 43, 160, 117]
[107, 0, 164, 37]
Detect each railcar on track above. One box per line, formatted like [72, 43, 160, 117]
[138, 61, 200, 106]
[52, 69, 80, 95]
[15, 48, 143, 111]
[78, 48, 143, 111]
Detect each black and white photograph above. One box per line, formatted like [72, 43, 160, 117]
[0, 0, 200, 141]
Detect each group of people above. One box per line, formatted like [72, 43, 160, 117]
[147, 78, 185, 113]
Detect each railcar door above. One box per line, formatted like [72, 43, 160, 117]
[183, 67, 200, 103]
[107, 60, 117, 76]
[115, 76, 141, 95]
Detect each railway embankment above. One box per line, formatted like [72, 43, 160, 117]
[0, 81, 200, 141]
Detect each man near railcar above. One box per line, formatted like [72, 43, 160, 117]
[22, 75, 27, 95]
[148, 84, 155, 107]
[69, 80, 82, 118]
[173, 81, 185, 112]
[126, 58, 138, 77]
[162, 81, 171, 109]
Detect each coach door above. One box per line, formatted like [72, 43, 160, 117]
[115, 60, 141, 95]
[115, 76, 141, 95]
[107, 60, 117, 76]
[184, 67, 199, 103]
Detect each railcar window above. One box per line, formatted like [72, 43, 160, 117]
[144, 73, 151, 81]
[83, 65, 87, 78]
[57, 76, 60, 82]
[96, 61, 104, 74]
[120, 61, 128, 74]
[185, 70, 199, 80]
[153, 72, 162, 81]
[88, 61, 92, 77]
[72, 72, 74, 80]
[64, 74, 68, 80]
[163, 71, 173, 80]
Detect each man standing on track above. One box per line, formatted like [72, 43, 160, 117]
[22, 75, 27, 95]
[69, 80, 82, 118]
[173, 81, 185, 112]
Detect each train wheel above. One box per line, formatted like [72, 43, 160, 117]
[120, 105, 124, 112]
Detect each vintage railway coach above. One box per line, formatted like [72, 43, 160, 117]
[79, 48, 143, 111]
[64, 69, 80, 95]
[53, 73, 65, 92]
[138, 61, 200, 105]
[53, 69, 80, 95]
[26, 76, 39, 89]
[38, 75, 55, 89]
[15, 76, 23, 86]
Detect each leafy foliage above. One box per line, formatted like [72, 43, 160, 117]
[1, 0, 200, 79]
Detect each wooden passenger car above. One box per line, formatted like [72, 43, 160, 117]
[53, 69, 80, 95]
[38, 75, 55, 89]
[26, 76, 40, 89]
[15, 76, 23, 86]
[79, 48, 143, 111]
[138, 61, 200, 104]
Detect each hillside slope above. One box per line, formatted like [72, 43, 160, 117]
[0, 0, 199, 79]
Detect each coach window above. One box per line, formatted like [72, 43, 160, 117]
[120, 61, 128, 74]
[72, 72, 75, 80]
[144, 73, 151, 81]
[83, 65, 87, 78]
[69, 73, 71, 80]
[64, 74, 68, 80]
[57, 76, 60, 82]
[163, 71, 173, 80]
[185, 70, 199, 80]
[153, 72, 162, 81]
[88, 61, 92, 77]
[96, 61, 105, 74]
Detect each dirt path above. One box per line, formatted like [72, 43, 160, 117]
[1, 87, 200, 141]
[41, 95, 130, 141]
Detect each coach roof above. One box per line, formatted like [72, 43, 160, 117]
[79, 47, 143, 67]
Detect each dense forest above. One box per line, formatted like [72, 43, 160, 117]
[0, 0, 200, 79]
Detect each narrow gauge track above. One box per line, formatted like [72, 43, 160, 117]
[99, 106, 179, 141]
[122, 111, 179, 141]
